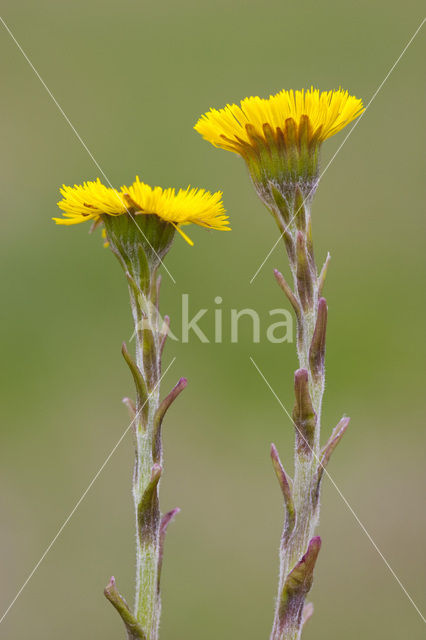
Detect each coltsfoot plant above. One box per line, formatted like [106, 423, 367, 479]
[195, 87, 364, 640]
[54, 177, 229, 640]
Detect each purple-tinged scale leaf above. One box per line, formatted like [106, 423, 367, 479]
[321, 416, 350, 467]
[277, 537, 322, 635]
[160, 508, 180, 540]
[318, 252, 331, 296]
[138, 465, 162, 545]
[273, 269, 301, 320]
[152, 378, 187, 462]
[121, 342, 148, 423]
[292, 369, 317, 456]
[309, 297, 328, 382]
[296, 231, 314, 311]
[312, 416, 350, 509]
[104, 576, 147, 640]
[270, 444, 295, 540]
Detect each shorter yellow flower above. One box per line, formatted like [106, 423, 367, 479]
[54, 176, 229, 245]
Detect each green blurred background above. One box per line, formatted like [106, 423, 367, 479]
[0, 1, 425, 638]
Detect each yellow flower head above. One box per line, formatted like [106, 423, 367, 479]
[195, 88, 364, 204]
[195, 87, 364, 156]
[54, 176, 229, 245]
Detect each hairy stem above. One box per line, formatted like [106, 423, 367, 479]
[270, 194, 340, 640]
[102, 214, 185, 640]
[130, 273, 162, 636]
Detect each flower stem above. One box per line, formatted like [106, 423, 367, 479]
[103, 215, 185, 640]
[270, 194, 347, 640]
[130, 273, 162, 636]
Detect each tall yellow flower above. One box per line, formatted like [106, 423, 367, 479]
[195, 88, 363, 205]
[195, 88, 363, 153]
[54, 176, 229, 246]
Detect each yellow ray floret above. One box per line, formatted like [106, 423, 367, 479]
[54, 179, 127, 225]
[54, 177, 229, 244]
[194, 88, 364, 154]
